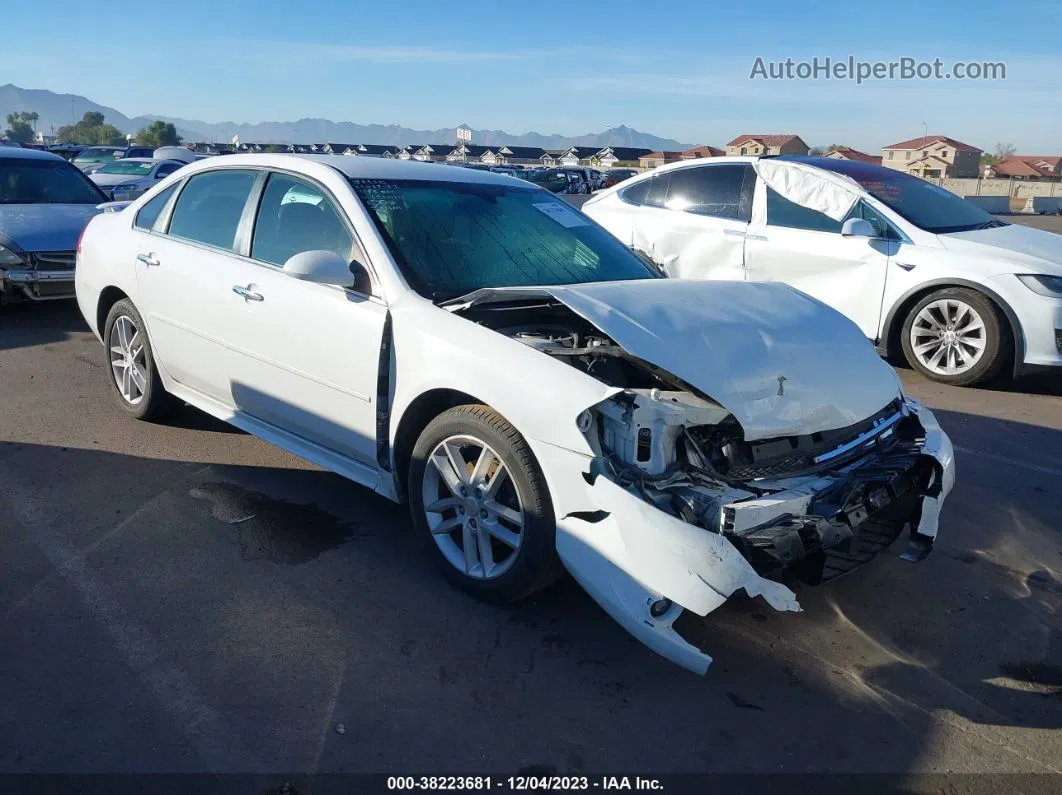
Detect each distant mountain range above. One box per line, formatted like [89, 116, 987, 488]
[1, 84, 693, 150]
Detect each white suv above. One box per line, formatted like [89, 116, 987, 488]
[584, 155, 1062, 386]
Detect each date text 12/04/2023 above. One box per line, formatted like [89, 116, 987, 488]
[386, 776, 665, 791]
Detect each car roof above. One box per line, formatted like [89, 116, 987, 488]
[0, 146, 65, 162]
[179, 153, 530, 187]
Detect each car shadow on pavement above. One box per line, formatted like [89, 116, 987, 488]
[0, 299, 89, 351]
[2, 399, 1061, 776]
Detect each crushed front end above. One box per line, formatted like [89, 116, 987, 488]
[456, 290, 955, 673]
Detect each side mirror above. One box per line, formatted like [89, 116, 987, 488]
[841, 218, 876, 238]
[283, 250, 370, 292]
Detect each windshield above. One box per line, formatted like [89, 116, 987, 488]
[0, 159, 106, 204]
[73, 148, 121, 164]
[811, 158, 1005, 234]
[96, 161, 154, 175]
[349, 178, 657, 300]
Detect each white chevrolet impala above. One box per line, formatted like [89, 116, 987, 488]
[75, 154, 955, 673]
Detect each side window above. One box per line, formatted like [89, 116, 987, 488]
[619, 178, 651, 205]
[643, 173, 671, 208]
[134, 184, 178, 231]
[156, 163, 179, 178]
[857, 201, 898, 239]
[167, 170, 256, 251]
[665, 165, 753, 221]
[765, 186, 843, 233]
[250, 172, 354, 267]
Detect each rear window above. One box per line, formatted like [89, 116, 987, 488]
[97, 161, 155, 176]
[166, 170, 256, 251]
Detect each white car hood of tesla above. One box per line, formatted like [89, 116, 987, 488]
[449, 279, 901, 440]
[941, 223, 1062, 276]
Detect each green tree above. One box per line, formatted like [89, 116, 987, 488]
[135, 120, 181, 148]
[56, 112, 126, 145]
[5, 111, 38, 143]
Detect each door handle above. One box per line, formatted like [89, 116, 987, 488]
[723, 229, 746, 237]
[232, 285, 264, 302]
[746, 234, 768, 242]
[136, 253, 160, 267]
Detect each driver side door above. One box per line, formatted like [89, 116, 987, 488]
[225, 170, 387, 476]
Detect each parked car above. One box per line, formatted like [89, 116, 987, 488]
[46, 144, 90, 161]
[529, 167, 590, 194]
[584, 155, 1062, 386]
[72, 145, 156, 174]
[89, 158, 187, 201]
[75, 154, 954, 673]
[72, 146, 125, 173]
[0, 147, 106, 301]
[601, 168, 638, 189]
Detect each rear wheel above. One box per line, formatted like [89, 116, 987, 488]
[408, 404, 562, 603]
[103, 299, 176, 420]
[900, 287, 1010, 386]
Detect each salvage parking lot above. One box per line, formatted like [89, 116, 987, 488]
[2, 217, 1062, 780]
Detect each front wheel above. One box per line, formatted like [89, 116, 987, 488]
[900, 287, 1010, 386]
[408, 404, 562, 603]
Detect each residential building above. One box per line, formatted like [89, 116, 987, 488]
[724, 134, 809, 156]
[881, 135, 981, 178]
[989, 155, 1062, 180]
[680, 145, 724, 160]
[823, 147, 883, 165]
[639, 151, 683, 169]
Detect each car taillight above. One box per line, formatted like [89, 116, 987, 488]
[77, 226, 87, 254]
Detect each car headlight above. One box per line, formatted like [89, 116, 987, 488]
[0, 243, 26, 267]
[1017, 274, 1062, 298]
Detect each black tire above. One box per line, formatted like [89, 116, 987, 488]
[900, 287, 1010, 386]
[103, 298, 177, 421]
[408, 404, 563, 603]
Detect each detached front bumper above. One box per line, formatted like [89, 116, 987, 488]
[1, 267, 76, 301]
[552, 401, 955, 674]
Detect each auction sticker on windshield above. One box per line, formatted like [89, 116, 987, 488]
[534, 202, 588, 228]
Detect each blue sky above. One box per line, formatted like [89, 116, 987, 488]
[5, 0, 1061, 151]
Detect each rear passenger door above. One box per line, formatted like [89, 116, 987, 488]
[135, 168, 260, 404]
[630, 163, 755, 281]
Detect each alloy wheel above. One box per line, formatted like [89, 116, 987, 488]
[909, 299, 987, 376]
[421, 434, 525, 580]
[109, 315, 148, 405]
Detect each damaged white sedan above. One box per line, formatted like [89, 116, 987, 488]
[75, 154, 955, 673]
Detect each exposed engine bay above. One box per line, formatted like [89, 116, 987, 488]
[461, 298, 942, 584]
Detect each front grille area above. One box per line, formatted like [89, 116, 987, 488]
[725, 399, 905, 481]
[29, 251, 76, 271]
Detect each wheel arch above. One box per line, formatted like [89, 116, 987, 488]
[96, 286, 130, 337]
[881, 278, 1024, 376]
[392, 388, 488, 501]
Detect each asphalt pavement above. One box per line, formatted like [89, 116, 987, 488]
[2, 220, 1062, 784]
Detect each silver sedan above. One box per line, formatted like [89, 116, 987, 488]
[89, 158, 187, 201]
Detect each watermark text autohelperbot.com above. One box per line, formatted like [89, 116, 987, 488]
[750, 56, 1006, 83]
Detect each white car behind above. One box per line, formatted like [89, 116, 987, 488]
[75, 154, 954, 673]
[90, 158, 187, 201]
[583, 156, 1062, 386]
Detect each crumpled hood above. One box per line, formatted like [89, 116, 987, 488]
[0, 204, 102, 253]
[451, 279, 902, 441]
[941, 224, 1062, 276]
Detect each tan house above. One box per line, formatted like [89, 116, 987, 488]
[680, 144, 725, 160]
[881, 135, 981, 178]
[724, 134, 809, 156]
[639, 150, 683, 169]
[823, 146, 882, 165]
[988, 155, 1062, 181]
